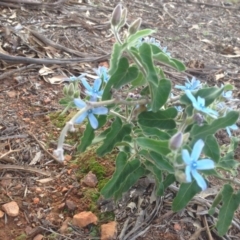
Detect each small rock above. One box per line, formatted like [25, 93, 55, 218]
[101, 221, 117, 240]
[72, 211, 98, 228]
[43, 97, 51, 104]
[33, 197, 40, 204]
[82, 171, 98, 188]
[65, 200, 77, 211]
[7, 91, 16, 98]
[59, 217, 72, 234]
[2, 201, 19, 217]
[0, 210, 4, 218]
[33, 234, 44, 240]
[0, 173, 12, 187]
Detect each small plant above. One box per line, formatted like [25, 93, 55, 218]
[54, 3, 239, 236]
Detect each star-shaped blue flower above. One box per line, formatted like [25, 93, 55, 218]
[74, 99, 108, 129]
[185, 90, 219, 118]
[226, 124, 238, 137]
[182, 139, 215, 191]
[93, 66, 109, 83]
[81, 78, 103, 100]
[175, 77, 201, 91]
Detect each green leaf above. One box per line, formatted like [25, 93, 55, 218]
[77, 122, 95, 152]
[209, 190, 223, 215]
[191, 111, 239, 140]
[151, 78, 172, 111]
[181, 87, 224, 106]
[131, 71, 147, 88]
[101, 152, 128, 198]
[136, 137, 170, 155]
[139, 43, 158, 87]
[217, 184, 240, 236]
[203, 135, 220, 163]
[144, 161, 163, 196]
[97, 117, 132, 156]
[172, 181, 201, 211]
[109, 43, 123, 75]
[126, 29, 155, 46]
[140, 150, 174, 173]
[218, 153, 239, 172]
[114, 165, 147, 199]
[112, 57, 139, 89]
[140, 126, 170, 140]
[138, 108, 177, 129]
[170, 58, 186, 71]
[153, 53, 185, 71]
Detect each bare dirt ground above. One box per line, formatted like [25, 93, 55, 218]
[0, 0, 240, 239]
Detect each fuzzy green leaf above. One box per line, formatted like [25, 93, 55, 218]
[217, 184, 240, 236]
[203, 135, 220, 163]
[136, 137, 170, 155]
[109, 43, 123, 75]
[97, 117, 132, 156]
[172, 181, 201, 211]
[191, 111, 239, 140]
[138, 108, 177, 129]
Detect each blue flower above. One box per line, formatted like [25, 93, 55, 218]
[226, 124, 238, 137]
[68, 74, 86, 82]
[185, 90, 219, 118]
[182, 139, 215, 191]
[175, 77, 201, 91]
[81, 78, 103, 100]
[222, 90, 233, 100]
[74, 99, 108, 129]
[93, 66, 109, 83]
[175, 106, 184, 112]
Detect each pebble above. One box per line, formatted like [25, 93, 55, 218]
[101, 221, 117, 240]
[72, 211, 98, 228]
[2, 201, 19, 217]
[81, 171, 98, 188]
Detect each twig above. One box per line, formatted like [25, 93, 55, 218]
[0, 64, 39, 80]
[203, 215, 213, 240]
[0, 134, 28, 141]
[0, 164, 51, 176]
[27, 131, 64, 165]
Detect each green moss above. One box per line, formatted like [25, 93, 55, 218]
[49, 111, 68, 128]
[99, 212, 115, 222]
[16, 234, 27, 240]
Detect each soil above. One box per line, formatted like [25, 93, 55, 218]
[0, 0, 240, 240]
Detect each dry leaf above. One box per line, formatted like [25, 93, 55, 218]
[215, 73, 225, 81]
[39, 66, 54, 76]
[29, 151, 42, 165]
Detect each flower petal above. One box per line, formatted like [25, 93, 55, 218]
[175, 85, 186, 90]
[192, 169, 207, 191]
[74, 99, 86, 108]
[196, 159, 215, 170]
[88, 113, 98, 129]
[92, 107, 108, 115]
[75, 111, 88, 124]
[230, 124, 238, 130]
[191, 139, 204, 161]
[93, 78, 102, 91]
[185, 166, 192, 182]
[81, 78, 92, 92]
[226, 126, 232, 137]
[185, 90, 198, 106]
[182, 149, 191, 165]
[197, 96, 205, 107]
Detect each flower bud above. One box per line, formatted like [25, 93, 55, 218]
[67, 83, 75, 97]
[175, 170, 187, 183]
[128, 18, 142, 35]
[169, 132, 183, 150]
[111, 4, 122, 27]
[63, 85, 68, 96]
[74, 90, 80, 98]
[118, 8, 127, 28]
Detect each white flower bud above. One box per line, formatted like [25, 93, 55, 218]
[169, 132, 183, 150]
